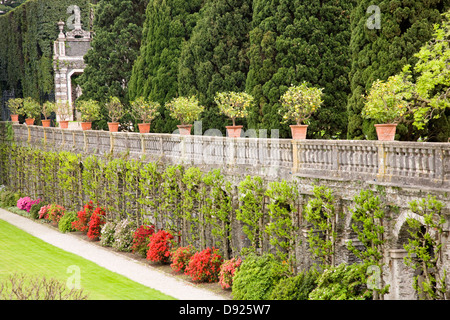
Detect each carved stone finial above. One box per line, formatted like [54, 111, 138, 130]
[58, 20, 65, 39]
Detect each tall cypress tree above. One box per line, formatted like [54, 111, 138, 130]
[128, 0, 203, 134]
[246, 0, 354, 139]
[177, 0, 253, 134]
[347, 0, 449, 140]
[78, 0, 148, 104]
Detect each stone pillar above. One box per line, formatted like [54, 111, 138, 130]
[386, 249, 417, 300]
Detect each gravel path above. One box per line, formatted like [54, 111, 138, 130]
[0, 208, 226, 300]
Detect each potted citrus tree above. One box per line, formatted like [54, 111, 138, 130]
[7, 98, 23, 122]
[76, 99, 101, 130]
[362, 74, 412, 141]
[214, 91, 253, 138]
[22, 97, 41, 126]
[105, 96, 124, 132]
[41, 101, 56, 127]
[166, 96, 204, 135]
[279, 82, 323, 140]
[56, 100, 71, 129]
[131, 97, 160, 133]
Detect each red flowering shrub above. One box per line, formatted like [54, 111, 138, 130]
[38, 205, 51, 220]
[87, 207, 106, 240]
[184, 247, 223, 283]
[146, 230, 175, 264]
[72, 201, 94, 233]
[47, 204, 66, 224]
[219, 257, 242, 289]
[170, 245, 195, 273]
[131, 225, 155, 257]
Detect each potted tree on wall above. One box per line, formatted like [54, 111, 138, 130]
[105, 96, 124, 132]
[76, 99, 101, 130]
[362, 74, 412, 141]
[131, 97, 160, 133]
[7, 98, 23, 123]
[41, 101, 56, 127]
[57, 100, 71, 129]
[22, 97, 41, 126]
[214, 91, 253, 138]
[166, 96, 204, 135]
[279, 82, 324, 140]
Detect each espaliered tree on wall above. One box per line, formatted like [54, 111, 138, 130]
[245, 0, 354, 139]
[177, 0, 253, 134]
[347, 0, 449, 141]
[127, 0, 203, 134]
[0, 0, 91, 101]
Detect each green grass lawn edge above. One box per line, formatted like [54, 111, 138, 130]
[0, 219, 175, 300]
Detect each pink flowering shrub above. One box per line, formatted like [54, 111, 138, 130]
[17, 197, 41, 213]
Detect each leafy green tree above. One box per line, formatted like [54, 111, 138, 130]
[128, 0, 203, 134]
[0, 0, 27, 15]
[347, 0, 449, 141]
[78, 0, 148, 105]
[177, 0, 253, 134]
[246, 0, 354, 138]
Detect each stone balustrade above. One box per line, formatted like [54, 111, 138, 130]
[2, 122, 449, 190]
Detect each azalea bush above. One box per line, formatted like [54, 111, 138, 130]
[47, 204, 66, 224]
[170, 245, 196, 273]
[112, 218, 137, 251]
[58, 211, 78, 233]
[146, 230, 175, 264]
[184, 247, 223, 283]
[17, 197, 41, 213]
[362, 74, 413, 124]
[214, 91, 253, 126]
[219, 257, 242, 290]
[131, 224, 156, 257]
[72, 201, 94, 233]
[279, 82, 324, 125]
[87, 206, 106, 240]
[100, 221, 117, 247]
[165, 96, 204, 125]
[131, 97, 160, 124]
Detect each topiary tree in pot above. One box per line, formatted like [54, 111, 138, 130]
[165, 96, 204, 135]
[214, 91, 253, 138]
[279, 82, 324, 140]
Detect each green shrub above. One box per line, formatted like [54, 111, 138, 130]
[270, 268, 320, 300]
[308, 263, 372, 300]
[58, 211, 78, 233]
[0, 190, 22, 208]
[232, 253, 290, 300]
[7, 206, 29, 217]
[30, 201, 48, 220]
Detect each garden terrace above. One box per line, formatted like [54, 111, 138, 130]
[1, 122, 449, 191]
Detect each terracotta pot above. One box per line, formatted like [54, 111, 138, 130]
[25, 118, 35, 126]
[59, 120, 69, 129]
[81, 122, 92, 131]
[374, 124, 397, 141]
[290, 125, 308, 140]
[226, 125, 243, 138]
[177, 124, 192, 136]
[10, 114, 19, 122]
[42, 119, 51, 127]
[138, 123, 151, 133]
[108, 122, 119, 132]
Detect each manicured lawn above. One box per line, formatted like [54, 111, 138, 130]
[0, 219, 175, 300]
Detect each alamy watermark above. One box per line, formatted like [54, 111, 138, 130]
[66, 265, 81, 290]
[366, 5, 381, 30]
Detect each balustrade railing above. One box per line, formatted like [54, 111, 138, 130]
[1, 123, 449, 189]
